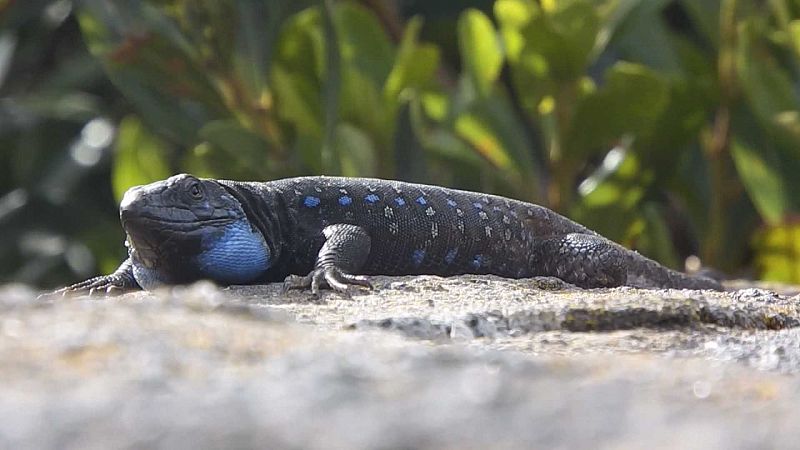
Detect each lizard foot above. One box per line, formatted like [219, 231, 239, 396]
[41, 275, 133, 299]
[282, 267, 373, 296]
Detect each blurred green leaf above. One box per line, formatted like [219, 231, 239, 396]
[76, 10, 225, 145]
[450, 76, 541, 197]
[458, 9, 503, 97]
[340, 67, 391, 143]
[334, 2, 394, 87]
[293, 133, 324, 173]
[273, 7, 324, 77]
[566, 62, 669, 158]
[753, 222, 800, 282]
[112, 116, 171, 202]
[494, 0, 535, 63]
[638, 202, 681, 269]
[198, 119, 272, 177]
[233, 0, 291, 96]
[454, 113, 512, 170]
[737, 20, 797, 134]
[520, 0, 600, 82]
[319, 0, 341, 173]
[423, 129, 484, 166]
[680, 0, 720, 48]
[636, 79, 711, 172]
[384, 17, 440, 100]
[573, 149, 648, 241]
[271, 65, 323, 136]
[77, 4, 224, 109]
[109, 72, 205, 146]
[335, 122, 377, 177]
[593, 0, 647, 56]
[730, 138, 790, 225]
[608, 0, 684, 74]
[788, 19, 800, 58]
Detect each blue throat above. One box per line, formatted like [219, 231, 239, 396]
[196, 218, 271, 284]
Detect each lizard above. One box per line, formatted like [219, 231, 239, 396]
[54, 173, 722, 296]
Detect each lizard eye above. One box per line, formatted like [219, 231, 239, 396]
[189, 183, 203, 200]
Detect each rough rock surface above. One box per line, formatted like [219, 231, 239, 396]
[3, 276, 800, 449]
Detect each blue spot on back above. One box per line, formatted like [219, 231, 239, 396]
[412, 249, 426, 266]
[446, 198, 457, 207]
[416, 196, 427, 205]
[365, 194, 380, 203]
[395, 197, 406, 206]
[472, 254, 484, 269]
[445, 248, 458, 264]
[473, 202, 483, 210]
[303, 196, 320, 208]
[339, 195, 352, 206]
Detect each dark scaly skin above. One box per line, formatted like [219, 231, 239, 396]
[51, 174, 722, 296]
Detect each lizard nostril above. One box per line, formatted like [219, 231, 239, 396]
[119, 187, 144, 220]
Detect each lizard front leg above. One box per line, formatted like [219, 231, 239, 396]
[47, 258, 140, 297]
[284, 224, 373, 295]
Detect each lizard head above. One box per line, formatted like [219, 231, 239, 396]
[119, 174, 270, 288]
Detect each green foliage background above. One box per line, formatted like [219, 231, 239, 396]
[3, 0, 800, 287]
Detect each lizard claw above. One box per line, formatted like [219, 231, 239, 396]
[283, 267, 372, 296]
[42, 274, 135, 299]
[87, 283, 127, 297]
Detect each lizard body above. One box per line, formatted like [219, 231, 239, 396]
[58, 174, 722, 294]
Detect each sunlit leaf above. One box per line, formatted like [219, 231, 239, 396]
[494, 0, 536, 63]
[454, 114, 512, 170]
[384, 17, 440, 100]
[519, 0, 600, 81]
[271, 65, 323, 136]
[112, 116, 171, 202]
[753, 222, 800, 282]
[450, 80, 541, 198]
[573, 149, 648, 241]
[458, 9, 503, 97]
[273, 7, 325, 78]
[423, 129, 483, 166]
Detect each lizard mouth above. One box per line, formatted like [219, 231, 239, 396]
[121, 214, 238, 234]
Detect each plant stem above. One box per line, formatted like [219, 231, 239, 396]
[702, 0, 738, 266]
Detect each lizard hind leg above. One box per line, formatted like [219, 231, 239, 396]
[283, 224, 373, 295]
[531, 233, 630, 289]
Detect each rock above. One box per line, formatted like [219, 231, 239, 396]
[3, 276, 800, 448]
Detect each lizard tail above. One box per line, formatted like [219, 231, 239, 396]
[626, 254, 723, 290]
